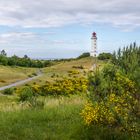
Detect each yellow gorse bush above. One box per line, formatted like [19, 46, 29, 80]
[42, 77, 88, 95]
[81, 71, 139, 133]
[30, 77, 88, 96]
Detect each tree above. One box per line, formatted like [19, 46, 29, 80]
[8, 55, 18, 66]
[98, 52, 113, 60]
[77, 52, 90, 59]
[23, 55, 28, 59]
[0, 55, 8, 65]
[0, 50, 7, 56]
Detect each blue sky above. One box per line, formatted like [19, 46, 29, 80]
[0, 0, 140, 58]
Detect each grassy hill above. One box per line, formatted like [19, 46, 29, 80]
[0, 56, 139, 140]
[0, 65, 37, 87]
[0, 57, 106, 87]
[29, 57, 105, 85]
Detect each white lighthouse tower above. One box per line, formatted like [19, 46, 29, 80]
[90, 32, 97, 57]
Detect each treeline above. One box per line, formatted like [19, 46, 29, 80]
[0, 50, 53, 68]
[77, 52, 90, 59]
[77, 52, 113, 60]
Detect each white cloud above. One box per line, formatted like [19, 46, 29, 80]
[0, 0, 139, 30]
[0, 31, 79, 47]
[0, 32, 38, 44]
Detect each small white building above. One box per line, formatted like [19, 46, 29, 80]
[90, 32, 97, 57]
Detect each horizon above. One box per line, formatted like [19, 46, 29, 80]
[0, 0, 140, 58]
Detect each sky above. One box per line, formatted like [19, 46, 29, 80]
[0, 0, 140, 59]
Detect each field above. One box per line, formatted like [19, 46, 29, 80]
[0, 65, 37, 87]
[0, 56, 139, 140]
[0, 95, 86, 140]
[28, 57, 105, 85]
[0, 57, 106, 87]
[0, 57, 108, 140]
[0, 95, 136, 140]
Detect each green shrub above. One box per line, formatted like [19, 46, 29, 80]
[2, 88, 14, 95]
[98, 52, 113, 60]
[18, 86, 35, 102]
[32, 72, 37, 76]
[77, 52, 90, 59]
[82, 65, 140, 134]
[28, 74, 33, 78]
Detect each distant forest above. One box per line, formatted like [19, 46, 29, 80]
[0, 50, 54, 68]
[0, 50, 79, 68]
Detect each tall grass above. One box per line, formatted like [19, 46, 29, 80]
[0, 96, 139, 140]
[0, 96, 84, 140]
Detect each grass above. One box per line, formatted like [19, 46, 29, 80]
[28, 57, 106, 85]
[0, 58, 138, 139]
[0, 65, 37, 87]
[0, 57, 106, 87]
[0, 95, 139, 140]
[0, 108, 81, 140]
[0, 95, 86, 140]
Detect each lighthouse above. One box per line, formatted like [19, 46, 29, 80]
[90, 32, 97, 57]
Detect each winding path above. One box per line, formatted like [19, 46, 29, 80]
[0, 74, 42, 91]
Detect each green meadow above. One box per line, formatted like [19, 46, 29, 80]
[0, 55, 139, 140]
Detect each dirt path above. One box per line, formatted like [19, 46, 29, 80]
[0, 74, 42, 91]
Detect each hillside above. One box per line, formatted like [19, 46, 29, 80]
[0, 51, 139, 140]
[0, 66, 37, 87]
[28, 57, 105, 85]
[0, 57, 106, 87]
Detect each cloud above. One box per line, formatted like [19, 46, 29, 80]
[0, 31, 79, 47]
[0, 32, 38, 44]
[0, 0, 139, 30]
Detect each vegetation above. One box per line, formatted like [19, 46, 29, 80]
[2, 88, 15, 95]
[77, 52, 90, 59]
[98, 52, 113, 60]
[82, 66, 139, 132]
[0, 44, 139, 139]
[0, 50, 54, 68]
[17, 77, 88, 97]
[81, 43, 140, 139]
[0, 65, 37, 86]
[0, 95, 87, 140]
[18, 86, 36, 102]
[112, 42, 140, 90]
[28, 57, 101, 86]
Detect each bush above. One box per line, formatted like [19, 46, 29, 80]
[17, 86, 45, 109]
[77, 52, 90, 59]
[2, 88, 14, 95]
[18, 86, 35, 102]
[32, 72, 37, 76]
[81, 65, 139, 134]
[28, 75, 33, 78]
[98, 52, 113, 60]
[26, 77, 88, 96]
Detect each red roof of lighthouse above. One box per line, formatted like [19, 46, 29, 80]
[92, 32, 96, 37]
